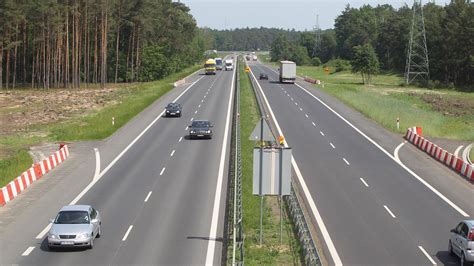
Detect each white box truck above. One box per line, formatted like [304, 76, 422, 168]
[279, 61, 296, 84]
[224, 59, 233, 71]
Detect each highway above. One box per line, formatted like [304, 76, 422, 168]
[0, 58, 235, 265]
[248, 60, 473, 265]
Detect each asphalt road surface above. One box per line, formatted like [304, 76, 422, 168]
[0, 58, 235, 265]
[248, 60, 473, 266]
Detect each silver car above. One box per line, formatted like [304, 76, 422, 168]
[449, 220, 474, 265]
[48, 205, 101, 249]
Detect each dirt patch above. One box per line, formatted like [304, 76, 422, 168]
[415, 93, 474, 117]
[0, 86, 124, 159]
[0, 87, 121, 136]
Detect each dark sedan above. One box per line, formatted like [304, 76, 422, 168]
[259, 73, 268, 80]
[165, 103, 182, 117]
[189, 120, 213, 139]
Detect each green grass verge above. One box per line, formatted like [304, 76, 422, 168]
[470, 147, 474, 163]
[296, 66, 474, 141]
[239, 60, 301, 265]
[47, 65, 201, 141]
[0, 65, 201, 187]
[0, 150, 33, 188]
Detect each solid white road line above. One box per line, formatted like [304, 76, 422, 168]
[68, 76, 204, 207]
[93, 148, 101, 181]
[305, 114, 309, 118]
[289, 79, 469, 217]
[170, 150, 175, 157]
[383, 205, 396, 218]
[343, 158, 350, 165]
[418, 246, 437, 265]
[360, 178, 369, 187]
[248, 67, 342, 265]
[160, 167, 166, 176]
[122, 225, 133, 241]
[21, 247, 35, 256]
[454, 145, 464, 158]
[144, 191, 152, 202]
[205, 60, 236, 266]
[320, 131, 325, 136]
[330, 143, 335, 149]
[312, 122, 316, 127]
[179, 137, 183, 142]
[394, 141, 406, 163]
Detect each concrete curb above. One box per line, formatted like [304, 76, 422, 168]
[0, 145, 70, 206]
[405, 128, 473, 182]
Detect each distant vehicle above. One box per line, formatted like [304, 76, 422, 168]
[205, 59, 216, 75]
[245, 55, 251, 61]
[189, 120, 213, 139]
[449, 220, 474, 265]
[165, 103, 182, 117]
[225, 59, 233, 71]
[252, 55, 257, 61]
[259, 73, 268, 80]
[48, 205, 101, 249]
[279, 60, 296, 84]
[215, 58, 223, 70]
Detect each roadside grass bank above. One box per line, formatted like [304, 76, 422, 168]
[239, 60, 301, 264]
[0, 64, 201, 188]
[470, 148, 474, 163]
[260, 53, 472, 141]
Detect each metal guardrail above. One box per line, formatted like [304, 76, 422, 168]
[244, 59, 322, 266]
[228, 58, 244, 266]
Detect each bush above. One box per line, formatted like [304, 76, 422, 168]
[311, 57, 322, 66]
[325, 59, 352, 72]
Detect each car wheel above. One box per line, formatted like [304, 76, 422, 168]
[97, 225, 101, 238]
[448, 241, 454, 255]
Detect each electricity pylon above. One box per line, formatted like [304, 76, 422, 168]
[405, 0, 430, 84]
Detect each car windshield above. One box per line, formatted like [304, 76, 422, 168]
[192, 121, 210, 128]
[205, 63, 215, 68]
[55, 211, 90, 224]
[167, 103, 179, 108]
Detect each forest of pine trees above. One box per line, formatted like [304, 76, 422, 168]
[0, 0, 211, 89]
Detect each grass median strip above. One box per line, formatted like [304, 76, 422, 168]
[239, 61, 301, 264]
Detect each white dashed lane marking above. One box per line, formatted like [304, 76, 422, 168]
[21, 247, 35, 256]
[312, 122, 316, 127]
[305, 114, 309, 118]
[170, 150, 175, 157]
[343, 158, 350, 165]
[195, 110, 198, 114]
[330, 143, 335, 149]
[360, 178, 369, 187]
[144, 191, 152, 202]
[320, 131, 325, 136]
[122, 225, 134, 241]
[179, 137, 183, 142]
[160, 167, 166, 176]
[383, 205, 396, 218]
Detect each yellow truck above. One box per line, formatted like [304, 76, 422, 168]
[204, 59, 217, 75]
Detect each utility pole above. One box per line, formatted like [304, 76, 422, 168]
[405, 0, 430, 84]
[312, 14, 321, 58]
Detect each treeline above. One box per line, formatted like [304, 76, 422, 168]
[208, 27, 300, 51]
[0, 0, 210, 89]
[269, 1, 473, 87]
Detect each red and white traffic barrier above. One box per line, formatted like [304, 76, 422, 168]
[0, 145, 70, 206]
[406, 128, 473, 182]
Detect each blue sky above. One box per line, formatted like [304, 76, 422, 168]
[180, 0, 451, 30]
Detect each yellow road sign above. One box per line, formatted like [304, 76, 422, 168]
[245, 66, 250, 73]
[323, 67, 330, 74]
